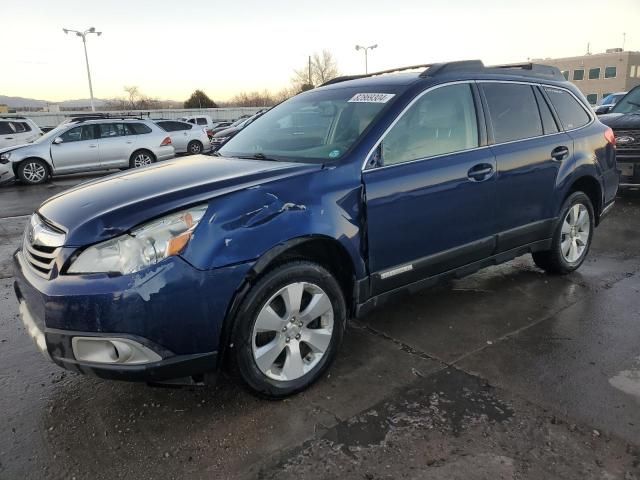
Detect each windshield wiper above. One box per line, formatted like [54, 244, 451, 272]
[238, 153, 279, 162]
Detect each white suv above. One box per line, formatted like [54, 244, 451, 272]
[0, 117, 42, 148]
[0, 117, 175, 185]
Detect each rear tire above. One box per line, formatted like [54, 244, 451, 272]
[532, 191, 594, 274]
[17, 158, 49, 185]
[129, 150, 156, 168]
[187, 140, 203, 155]
[231, 261, 346, 398]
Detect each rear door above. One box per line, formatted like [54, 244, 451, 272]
[50, 125, 100, 173]
[480, 82, 571, 252]
[97, 123, 131, 168]
[363, 82, 498, 295]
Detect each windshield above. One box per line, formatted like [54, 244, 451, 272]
[219, 87, 395, 162]
[34, 124, 69, 144]
[611, 88, 640, 114]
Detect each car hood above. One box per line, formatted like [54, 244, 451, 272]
[598, 112, 640, 129]
[0, 143, 31, 155]
[38, 155, 321, 246]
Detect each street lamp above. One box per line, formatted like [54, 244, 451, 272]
[63, 27, 102, 112]
[355, 44, 378, 74]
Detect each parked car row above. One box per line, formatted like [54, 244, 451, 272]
[0, 117, 43, 148]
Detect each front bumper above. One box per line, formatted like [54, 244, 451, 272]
[13, 250, 252, 382]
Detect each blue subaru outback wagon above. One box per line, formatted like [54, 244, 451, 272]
[14, 60, 618, 397]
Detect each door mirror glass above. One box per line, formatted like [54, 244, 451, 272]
[52, 137, 63, 145]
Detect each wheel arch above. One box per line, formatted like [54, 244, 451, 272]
[14, 157, 52, 177]
[565, 175, 603, 224]
[217, 234, 359, 369]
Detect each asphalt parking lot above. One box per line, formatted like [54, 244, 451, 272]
[1, 174, 640, 479]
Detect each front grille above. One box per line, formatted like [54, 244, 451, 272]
[614, 129, 640, 160]
[23, 239, 61, 279]
[22, 214, 66, 280]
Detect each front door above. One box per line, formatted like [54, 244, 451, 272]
[363, 83, 497, 296]
[50, 125, 100, 173]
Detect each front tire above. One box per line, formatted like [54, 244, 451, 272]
[17, 158, 49, 185]
[187, 140, 203, 155]
[532, 192, 594, 274]
[231, 261, 346, 398]
[129, 150, 156, 168]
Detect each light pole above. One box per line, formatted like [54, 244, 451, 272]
[63, 27, 102, 112]
[355, 44, 378, 74]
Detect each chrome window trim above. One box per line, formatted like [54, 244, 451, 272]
[362, 79, 594, 173]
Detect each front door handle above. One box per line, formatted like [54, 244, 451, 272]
[467, 163, 494, 182]
[551, 146, 570, 161]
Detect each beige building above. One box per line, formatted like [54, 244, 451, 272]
[0, 104, 8, 114]
[534, 49, 640, 105]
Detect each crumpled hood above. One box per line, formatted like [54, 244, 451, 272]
[0, 143, 31, 155]
[598, 112, 640, 129]
[38, 155, 320, 246]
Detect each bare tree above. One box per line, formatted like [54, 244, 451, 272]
[293, 50, 339, 89]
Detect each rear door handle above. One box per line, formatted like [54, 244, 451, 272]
[467, 163, 494, 182]
[551, 146, 570, 161]
[89, 144, 97, 148]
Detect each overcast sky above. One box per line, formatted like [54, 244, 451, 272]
[2, 0, 639, 102]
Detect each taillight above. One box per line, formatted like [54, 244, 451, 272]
[604, 127, 616, 147]
[160, 136, 172, 146]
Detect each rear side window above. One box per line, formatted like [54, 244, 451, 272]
[382, 83, 479, 166]
[10, 122, 31, 133]
[188, 119, 196, 124]
[126, 123, 152, 135]
[171, 121, 191, 131]
[196, 117, 208, 125]
[0, 122, 13, 134]
[533, 88, 559, 135]
[99, 123, 121, 138]
[482, 83, 543, 143]
[544, 88, 591, 130]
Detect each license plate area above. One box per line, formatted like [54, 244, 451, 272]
[619, 163, 634, 177]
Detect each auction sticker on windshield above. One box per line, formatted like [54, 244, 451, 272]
[348, 93, 395, 103]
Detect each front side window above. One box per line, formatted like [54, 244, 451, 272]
[220, 87, 394, 163]
[611, 88, 640, 114]
[573, 69, 585, 81]
[544, 88, 591, 129]
[482, 83, 542, 143]
[605, 66, 617, 78]
[60, 125, 97, 142]
[381, 83, 479, 166]
[588, 68, 600, 80]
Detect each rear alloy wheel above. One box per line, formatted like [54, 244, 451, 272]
[532, 192, 594, 274]
[232, 261, 346, 398]
[18, 159, 49, 185]
[187, 140, 203, 155]
[130, 150, 155, 168]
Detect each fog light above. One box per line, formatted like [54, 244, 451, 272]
[72, 337, 162, 365]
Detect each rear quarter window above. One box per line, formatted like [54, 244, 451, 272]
[544, 88, 591, 130]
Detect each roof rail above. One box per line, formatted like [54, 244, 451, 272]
[68, 113, 146, 123]
[0, 116, 27, 120]
[319, 59, 566, 87]
[420, 60, 564, 80]
[320, 63, 435, 87]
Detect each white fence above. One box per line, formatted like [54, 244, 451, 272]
[3, 107, 264, 128]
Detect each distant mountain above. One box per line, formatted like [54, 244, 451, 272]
[0, 95, 108, 109]
[0, 95, 183, 110]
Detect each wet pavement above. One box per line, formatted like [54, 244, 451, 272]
[1, 176, 640, 479]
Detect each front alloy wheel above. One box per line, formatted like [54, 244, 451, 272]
[18, 159, 49, 185]
[252, 282, 334, 381]
[232, 261, 346, 398]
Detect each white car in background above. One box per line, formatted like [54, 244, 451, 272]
[0, 117, 42, 148]
[154, 120, 212, 155]
[178, 115, 217, 135]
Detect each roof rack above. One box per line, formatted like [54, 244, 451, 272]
[0, 116, 27, 120]
[68, 113, 146, 123]
[320, 59, 565, 87]
[320, 64, 435, 86]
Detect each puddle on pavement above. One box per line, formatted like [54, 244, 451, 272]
[322, 367, 513, 457]
[609, 356, 640, 402]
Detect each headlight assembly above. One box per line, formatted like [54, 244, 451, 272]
[0, 152, 11, 163]
[67, 205, 208, 275]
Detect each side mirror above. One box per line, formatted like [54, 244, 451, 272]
[52, 137, 63, 144]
